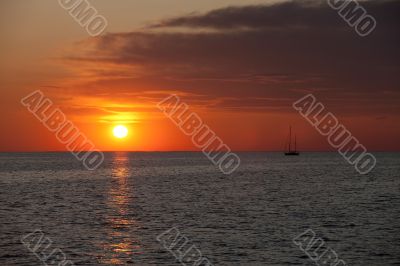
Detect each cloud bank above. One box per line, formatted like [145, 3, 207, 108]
[62, 0, 400, 115]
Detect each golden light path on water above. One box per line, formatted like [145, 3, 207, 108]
[100, 152, 141, 265]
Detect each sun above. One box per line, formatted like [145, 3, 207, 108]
[113, 125, 128, 139]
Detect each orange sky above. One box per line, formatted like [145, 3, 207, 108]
[1, 0, 399, 151]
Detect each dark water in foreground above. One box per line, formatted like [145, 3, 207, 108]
[0, 152, 399, 265]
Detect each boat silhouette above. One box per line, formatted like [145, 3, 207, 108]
[285, 126, 299, 156]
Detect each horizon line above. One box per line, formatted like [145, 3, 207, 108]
[0, 150, 399, 153]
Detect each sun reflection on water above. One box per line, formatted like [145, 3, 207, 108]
[99, 152, 141, 265]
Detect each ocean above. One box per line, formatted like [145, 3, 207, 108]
[0, 152, 399, 265]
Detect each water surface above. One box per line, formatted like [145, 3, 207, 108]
[0, 152, 399, 265]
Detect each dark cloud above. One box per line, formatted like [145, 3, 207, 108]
[151, 0, 399, 30]
[151, 1, 338, 29]
[64, 0, 400, 115]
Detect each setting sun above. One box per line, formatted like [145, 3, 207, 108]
[113, 125, 128, 139]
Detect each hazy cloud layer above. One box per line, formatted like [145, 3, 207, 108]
[63, 0, 400, 115]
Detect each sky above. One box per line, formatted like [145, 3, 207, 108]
[0, 0, 399, 152]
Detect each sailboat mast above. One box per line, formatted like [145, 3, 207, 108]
[289, 126, 292, 152]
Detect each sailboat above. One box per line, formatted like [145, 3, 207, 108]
[285, 126, 299, 156]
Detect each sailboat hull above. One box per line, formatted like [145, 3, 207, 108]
[285, 152, 299, 156]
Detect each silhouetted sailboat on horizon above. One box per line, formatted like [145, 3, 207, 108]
[285, 126, 299, 156]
